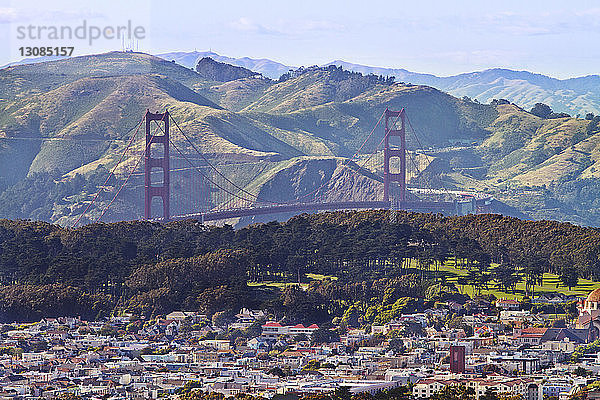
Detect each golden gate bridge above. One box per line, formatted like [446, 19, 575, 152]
[72, 108, 493, 227]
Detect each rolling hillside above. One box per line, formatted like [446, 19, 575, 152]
[0, 51, 599, 226]
[154, 51, 600, 116]
[329, 61, 600, 116]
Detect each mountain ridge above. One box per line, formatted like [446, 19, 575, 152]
[327, 61, 600, 116]
[7, 51, 599, 116]
[156, 51, 293, 79]
[155, 51, 600, 115]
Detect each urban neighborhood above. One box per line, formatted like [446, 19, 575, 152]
[1, 289, 600, 399]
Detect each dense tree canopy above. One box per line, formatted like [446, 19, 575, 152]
[0, 210, 599, 321]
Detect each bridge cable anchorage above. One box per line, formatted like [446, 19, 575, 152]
[168, 114, 283, 205]
[71, 114, 146, 228]
[291, 110, 387, 203]
[95, 111, 168, 223]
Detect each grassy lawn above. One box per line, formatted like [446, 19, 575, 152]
[247, 281, 308, 289]
[305, 273, 338, 281]
[248, 273, 337, 289]
[436, 259, 600, 300]
[247, 259, 600, 301]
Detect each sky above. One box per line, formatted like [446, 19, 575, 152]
[0, 0, 599, 78]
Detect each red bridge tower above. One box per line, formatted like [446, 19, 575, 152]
[383, 108, 406, 203]
[144, 110, 170, 220]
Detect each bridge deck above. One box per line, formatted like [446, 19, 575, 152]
[167, 200, 460, 222]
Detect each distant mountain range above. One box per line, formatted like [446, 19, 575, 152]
[155, 51, 600, 116]
[1, 55, 72, 68]
[327, 61, 600, 116]
[156, 51, 293, 81]
[5, 51, 599, 116]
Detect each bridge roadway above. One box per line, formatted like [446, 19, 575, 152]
[166, 200, 465, 222]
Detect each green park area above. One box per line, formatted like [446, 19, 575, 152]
[248, 258, 600, 302]
[437, 260, 600, 300]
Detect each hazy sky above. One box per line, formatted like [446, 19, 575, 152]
[1, 0, 599, 78]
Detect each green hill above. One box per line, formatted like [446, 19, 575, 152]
[0, 52, 599, 226]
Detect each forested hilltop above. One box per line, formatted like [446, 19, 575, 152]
[0, 211, 598, 323]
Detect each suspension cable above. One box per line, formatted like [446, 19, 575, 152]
[349, 110, 404, 182]
[168, 137, 268, 207]
[71, 114, 146, 228]
[95, 112, 167, 223]
[292, 110, 386, 202]
[406, 114, 451, 196]
[169, 109, 386, 205]
[169, 114, 280, 204]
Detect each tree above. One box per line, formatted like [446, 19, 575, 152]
[480, 388, 499, 400]
[490, 99, 510, 106]
[530, 103, 553, 119]
[311, 328, 340, 344]
[375, 386, 412, 400]
[99, 324, 118, 337]
[386, 337, 406, 354]
[457, 276, 469, 294]
[574, 366, 590, 376]
[467, 269, 485, 295]
[560, 265, 579, 290]
[552, 318, 566, 328]
[431, 385, 476, 400]
[425, 282, 459, 302]
[548, 112, 570, 119]
[302, 360, 321, 371]
[493, 264, 520, 293]
[331, 386, 352, 400]
[211, 311, 229, 328]
[55, 394, 84, 400]
[244, 322, 263, 338]
[516, 253, 548, 297]
[268, 367, 286, 377]
[447, 315, 473, 337]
